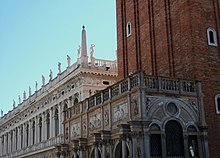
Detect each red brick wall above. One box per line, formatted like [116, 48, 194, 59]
[116, 0, 220, 157]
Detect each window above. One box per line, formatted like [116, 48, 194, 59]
[126, 22, 131, 37]
[207, 28, 218, 46]
[215, 94, 220, 114]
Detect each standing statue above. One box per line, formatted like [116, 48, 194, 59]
[29, 86, 32, 96]
[42, 75, 45, 86]
[13, 100, 15, 109]
[23, 91, 26, 100]
[35, 81, 38, 91]
[67, 55, 71, 67]
[49, 69, 53, 80]
[18, 95, 21, 104]
[58, 62, 61, 74]
[77, 45, 81, 58]
[90, 44, 95, 59]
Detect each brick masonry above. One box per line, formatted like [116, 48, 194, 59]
[116, 0, 220, 157]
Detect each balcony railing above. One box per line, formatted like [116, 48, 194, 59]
[83, 72, 199, 110]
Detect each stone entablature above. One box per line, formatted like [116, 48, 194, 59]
[64, 71, 208, 158]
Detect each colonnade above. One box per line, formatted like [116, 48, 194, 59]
[0, 101, 67, 157]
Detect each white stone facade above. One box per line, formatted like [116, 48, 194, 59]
[0, 26, 117, 158]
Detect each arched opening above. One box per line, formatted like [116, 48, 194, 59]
[150, 124, 162, 157]
[187, 125, 199, 158]
[21, 126, 23, 148]
[26, 124, 29, 147]
[63, 102, 68, 119]
[32, 121, 35, 145]
[90, 148, 101, 158]
[54, 108, 59, 136]
[114, 142, 129, 158]
[165, 120, 184, 157]
[207, 28, 218, 46]
[39, 117, 42, 142]
[46, 113, 50, 139]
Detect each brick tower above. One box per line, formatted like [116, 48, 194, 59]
[116, 0, 220, 157]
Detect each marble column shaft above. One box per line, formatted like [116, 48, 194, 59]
[0, 136, 2, 156]
[95, 144, 99, 158]
[50, 108, 53, 138]
[122, 139, 127, 158]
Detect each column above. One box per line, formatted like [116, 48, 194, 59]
[59, 103, 64, 135]
[143, 132, 150, 158]
[35, 116, 38, 144]
[3, 134, 6, 155]
[121, 136, 127, 158]
[50, 107, 54, 138]
[17, 127, 21, 150]
[131, 132, 138, 158]
[0, 136, 2, 156]
[129, 137, 133, 158]
[28, 121, 32, 146]
[23, 124, 27, 148]
[42, 112, 46, 141]
[8, 132, 11, 154]
[79, 146, 84, 158]
[12, 130, 15, 152]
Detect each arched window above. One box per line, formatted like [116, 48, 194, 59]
[150, 124, 162, 157]
[26, 124, 29, 147]
[165, 120, 184, 157]
[39, 117, 42, 142]
[32, 121, 35, 145]
[215, 94, 220, 114]
[46, 113, 50, 139]
[207, 28, 218, 46]
[21, 126, 23, 148]
[54, 109, 59, 136]
[74, 98, 79, 105]
[126, 22, 132, 37]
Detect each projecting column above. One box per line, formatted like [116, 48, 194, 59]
[17, 127, 21, 150]
[121, 136, 127, 158]
[59, 103, 64, 135]
[23, 124, 27, 148]
[3, 134, 7, 155]
[29, 121, 32, 146]
[34, 117, 38, 144]
[8, 132, 11, 154]
[101, 140, 107, 158]
[12, 130, 15, 152]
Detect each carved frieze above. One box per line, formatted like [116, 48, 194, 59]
[113, 103, 128, 122]
[89, 113, 101, 130]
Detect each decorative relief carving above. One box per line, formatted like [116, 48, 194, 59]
[113, 103, 128, 122]
[89, 113, 101, 130]
[104, 110, 109, 125]
[188, 99, 198, 113]
[132, 99, 139, 115]
[71, 123, 80, 137]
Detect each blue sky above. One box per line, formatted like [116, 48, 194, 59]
[0, 1, 117, 114]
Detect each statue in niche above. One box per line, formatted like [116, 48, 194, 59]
[90, 44, 95, 59]
[58, 62, 61, 74]
[49, 69, 53, 80]
[29, 86, 32, 96]
[77, 46, 81, 58]
[35, 81, 38, 91]
[67, 55, 71, 67]
[42, 75, 45, 86]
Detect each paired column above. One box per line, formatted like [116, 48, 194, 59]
[8, 132, 11, 153]
[42, 112, 46, 141]
[59, 103, 64, 135]
[3, 134, 7, 155]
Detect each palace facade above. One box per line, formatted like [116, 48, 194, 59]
[0, 27, 117, 158]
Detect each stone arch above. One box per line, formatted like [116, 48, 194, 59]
[113, 140, 130, 158]
[89, 146, 101, 158]
[165, 120, 184, 157]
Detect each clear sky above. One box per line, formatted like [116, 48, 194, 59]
[0, 0, 117, 114]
